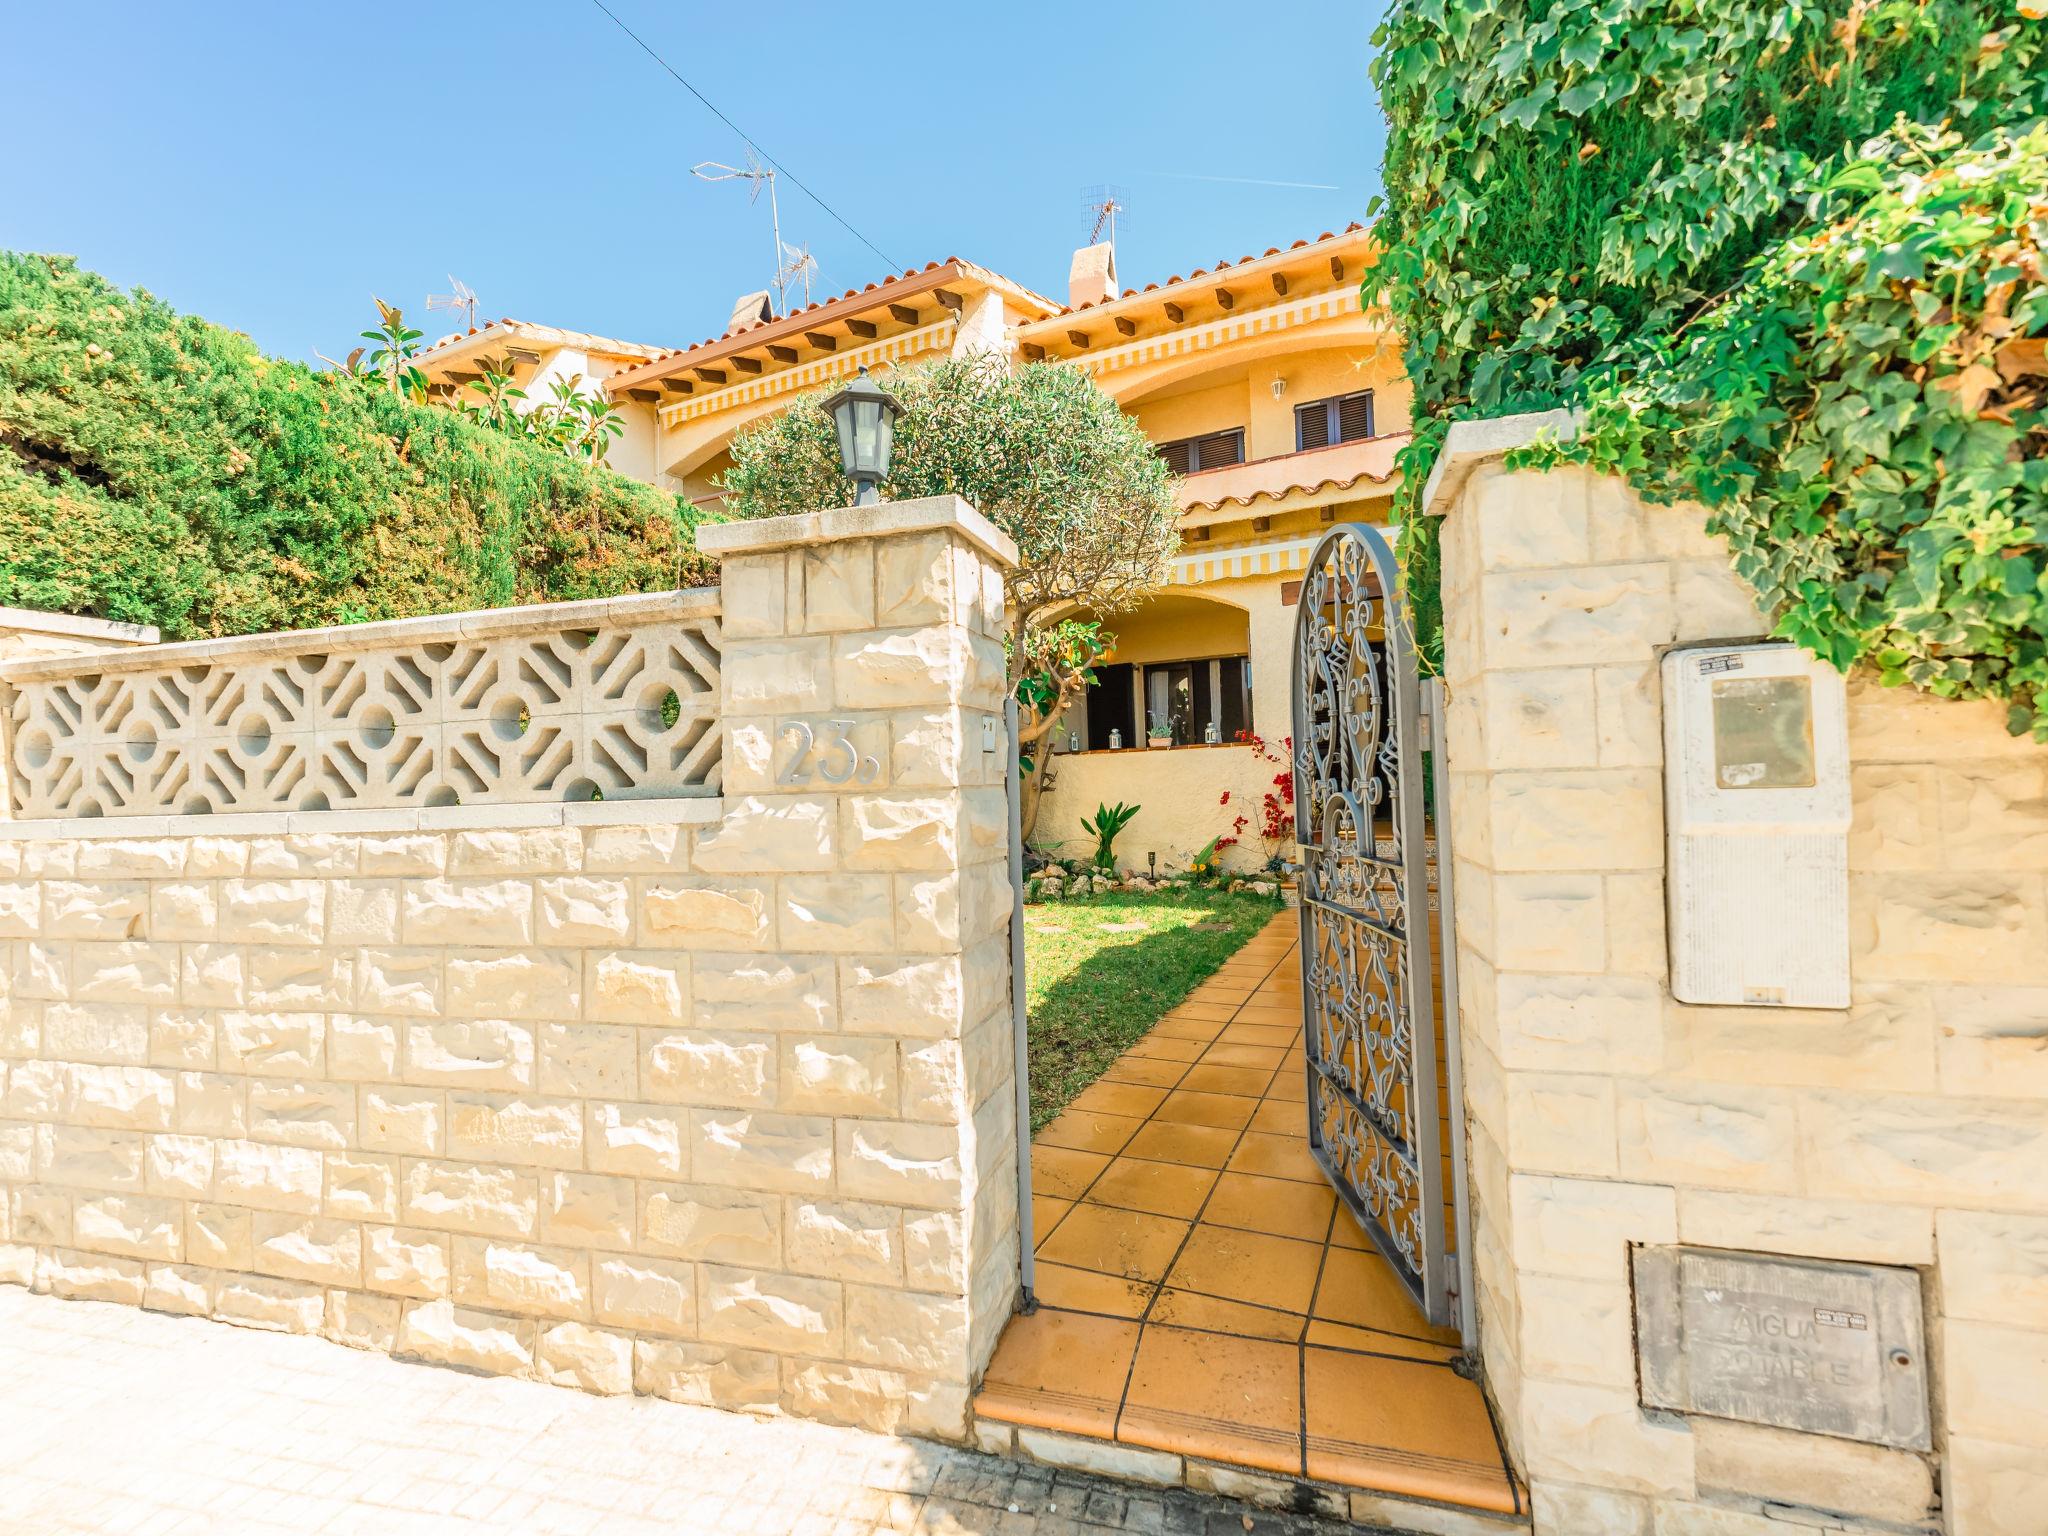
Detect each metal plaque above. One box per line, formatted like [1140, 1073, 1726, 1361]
[1633, 1246, 1930, 1450]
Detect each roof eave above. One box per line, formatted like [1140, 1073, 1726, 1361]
[1019, 225, 1380, 338]
[607, 261, 1055, 395]
[414, 321, 665, 378]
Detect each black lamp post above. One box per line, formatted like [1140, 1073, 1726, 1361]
[822, 366, 902, 506]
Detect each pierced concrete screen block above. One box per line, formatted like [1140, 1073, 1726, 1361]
[1634, 1245, 1931, 1451]
[4, 593, 721, 818]
[1662, 641, 1850, 1007]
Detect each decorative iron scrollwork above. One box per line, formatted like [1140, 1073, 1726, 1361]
[1291, 522, 1451, 1327]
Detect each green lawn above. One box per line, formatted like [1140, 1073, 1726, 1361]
[1023, 889, 1286, 1131]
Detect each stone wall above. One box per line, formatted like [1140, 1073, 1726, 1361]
[0, 604, 158, 664]
[0, 496, 1022, 1441]
[1432, 428, 2048, 1536]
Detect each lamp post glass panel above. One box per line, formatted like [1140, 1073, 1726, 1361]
[825, 366, 902, 506]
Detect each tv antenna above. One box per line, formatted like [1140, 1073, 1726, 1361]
[1082, 184, 1129, 249]
[425, 275, 480, 332]
[777, 242, 819, 310]
[694, 147, 796, 318]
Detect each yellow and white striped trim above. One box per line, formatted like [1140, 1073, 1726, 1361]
[1167, 527, 1396, 586]
[1063, 290, 1379, 381]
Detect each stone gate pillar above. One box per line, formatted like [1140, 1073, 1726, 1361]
[1429, 415, 2048, 1535]
[695, 495, 1021, 1435]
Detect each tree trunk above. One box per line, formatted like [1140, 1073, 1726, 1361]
[1007, 609, 1089, 852]
[1018, 736, 1056, 845]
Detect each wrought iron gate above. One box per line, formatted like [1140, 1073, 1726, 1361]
[1292, 522, 1460, 1332]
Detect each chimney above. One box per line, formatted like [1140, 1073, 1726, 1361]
[1068, 241, 1117, 309]
[726, 289, 773, 335]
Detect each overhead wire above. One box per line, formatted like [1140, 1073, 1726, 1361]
[587, 0, 900, 274]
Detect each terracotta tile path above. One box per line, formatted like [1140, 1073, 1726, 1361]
[975, 911, 1525, 1518]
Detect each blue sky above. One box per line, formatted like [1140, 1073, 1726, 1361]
[3, 2, 1385, 364]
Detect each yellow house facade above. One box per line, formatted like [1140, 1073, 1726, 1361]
[1019, 225, 1402, 873]
[410, 225, 1403, 873]
[605, 262, 1061, 517]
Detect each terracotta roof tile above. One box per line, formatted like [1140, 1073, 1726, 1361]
[1048, 223, 1371, 319]
[1177, 434, 1410, 523]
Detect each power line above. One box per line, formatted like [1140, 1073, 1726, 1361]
[587, 0, 899, 274]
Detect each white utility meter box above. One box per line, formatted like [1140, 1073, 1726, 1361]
[1663, 641, 1850, 1008]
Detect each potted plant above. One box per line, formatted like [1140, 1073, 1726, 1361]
[1146, 710, 1174, 749]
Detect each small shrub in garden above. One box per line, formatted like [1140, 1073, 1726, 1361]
[1081, 801, 1142, 873]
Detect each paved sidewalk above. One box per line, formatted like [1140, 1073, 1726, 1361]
[0, 1286, 1367, 1536]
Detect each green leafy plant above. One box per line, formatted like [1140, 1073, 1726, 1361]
[571, 391, 626, 467]
[1368, 0, 2047, 735]
[533, 373, 587, 453]
[464, 354, 528, 434]
[1013, 619, 1112, 728]
[0, 253, 712, 638]
[1082, 801, 1142, 873]
[1524, 122, 2048, 734]
[723, 354, 1180, 830]
[460, 367, 631, 474]
[361, 297, 428, 403]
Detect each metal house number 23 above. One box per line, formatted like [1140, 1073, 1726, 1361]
[779, 720, 882, 786]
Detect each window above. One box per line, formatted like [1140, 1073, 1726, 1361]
[1142, 656, 1252, 745]
[1077, 655, 1252, 749]
[1084, 662, 1136, 750]
[1146, 663, 1196, 743]
[1295, 389, 1375, 451]
[1216, 657, 1251, 740]
[1156, 428, 1245, 475]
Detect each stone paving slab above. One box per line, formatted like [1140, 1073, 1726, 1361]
[0, 1286, 1377, 1536]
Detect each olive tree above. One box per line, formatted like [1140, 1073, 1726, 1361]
[721, 354, 1180, 834]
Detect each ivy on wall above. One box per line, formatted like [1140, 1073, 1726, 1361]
[1368, 0, 2047, 733]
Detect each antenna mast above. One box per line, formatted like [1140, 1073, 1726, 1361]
[1082, 184, 1129, 250]
[425, 275, 480, 332]
[693, 149, 793, 317]
[778, 242, 819, 310]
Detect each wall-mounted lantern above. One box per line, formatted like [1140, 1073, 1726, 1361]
[823, 366, 902, 506]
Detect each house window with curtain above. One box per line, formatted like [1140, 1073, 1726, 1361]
[1155, 428, 1245, 475]
[1294, 389, 1375, 451]
[1137, 655, 1253, 746]
[1072, 655, 1252, 750]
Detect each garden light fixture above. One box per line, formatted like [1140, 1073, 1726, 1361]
[823, 366, 902, 506]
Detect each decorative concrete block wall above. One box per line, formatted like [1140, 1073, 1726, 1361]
[1434, 433, 2048, 1536]
[0, 495, 1021, 1441]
